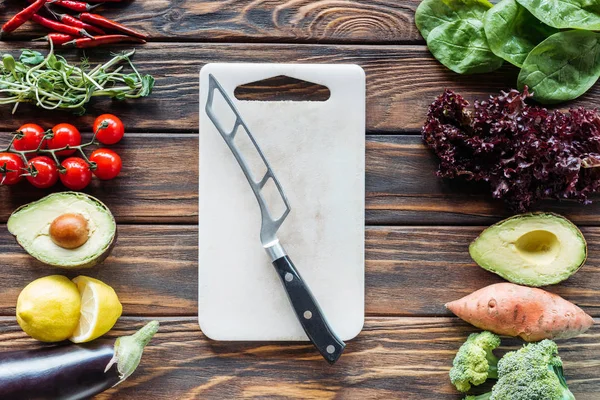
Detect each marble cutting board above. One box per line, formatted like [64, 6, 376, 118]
[198, 63, 365, 341]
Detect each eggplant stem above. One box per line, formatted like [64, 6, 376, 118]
[106, 321, 159, 386]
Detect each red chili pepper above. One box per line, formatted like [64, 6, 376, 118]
[63, 34, 146, 48]
[33, 32, 77, 46]
[52, 0, 100, 13]
[0, 0, 48, 37]
[46, 7, 106, 36]
[79, 13, 147, 39]
[32, 14, 94, 38]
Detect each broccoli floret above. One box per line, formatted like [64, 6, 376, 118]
[486, 339, 575, 400]
[450, 331, 501, 392]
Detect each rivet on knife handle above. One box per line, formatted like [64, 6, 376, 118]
[205, 73, 346, 364]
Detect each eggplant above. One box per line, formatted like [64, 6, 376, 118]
[0, 321, 159, 400]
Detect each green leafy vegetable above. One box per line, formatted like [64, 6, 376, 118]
[427, 19, 504, 74]
[516, 0, 600, 30]
[37, 78, 54, 92]
[19, 50, 44, 66]
[140, 75, 155, 97]
[415, 0, 493, 40]
[123, 74, 137, 89]
[0, 41, 155, 114]
[484, 0, 557, 67]
[47, 54, 63, 71]
[2, 55, 15, 73]
[414, 0, 600, 101]
[518, 30, 600, 104]
[416, 0, 502, 74]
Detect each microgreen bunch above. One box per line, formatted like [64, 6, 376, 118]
[0, 40, 154, 115]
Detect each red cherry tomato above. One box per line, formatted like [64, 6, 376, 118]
[94, 114, 124, 145]
[0, 152, 25, 185]
[26, 156, 59, 189]
[90, 149, 122, 180]
[13, 124, 47, 152]
[60, 157, 92, 190]
[47, 124, 81, 156]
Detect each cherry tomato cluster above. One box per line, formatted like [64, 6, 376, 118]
[0, 115, 124, 191]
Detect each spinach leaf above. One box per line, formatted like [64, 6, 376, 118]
[415, 0, 494, 40]
[484, 0, 557, 67]
[427, 18, 504, 74]
[518, 30, 600, 104]
[516, 0, 600, 30]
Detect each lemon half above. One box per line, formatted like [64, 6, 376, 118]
[69, 276, 122, 343]
[16, 275, 81, 342]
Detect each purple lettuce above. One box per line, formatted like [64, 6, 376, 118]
[422, 88, 600, 211]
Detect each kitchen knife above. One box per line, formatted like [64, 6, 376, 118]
[204, 73, 345, 364]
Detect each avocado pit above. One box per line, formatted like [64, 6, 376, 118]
[50, 213, 90, 249]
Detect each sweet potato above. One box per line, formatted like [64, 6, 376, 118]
[446, 283, 594, 341]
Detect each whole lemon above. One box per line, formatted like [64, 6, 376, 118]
[16, 275, 81, 342]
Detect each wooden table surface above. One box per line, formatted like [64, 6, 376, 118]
[0, 1, 599, 399]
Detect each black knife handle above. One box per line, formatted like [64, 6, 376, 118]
[272, 255, 346, 364]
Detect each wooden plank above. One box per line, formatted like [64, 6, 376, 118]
[0, 133, 198, 224]
[0, 225, 198, 317]
[1, 134, 600, 226]
[0, 316, 597, 399]
[365, 226, 600, 317]
[2, 41, 591, 133]
[0, 225, 598, 318]
[0, 1, 422, 44]
[366, 135, 600, 226]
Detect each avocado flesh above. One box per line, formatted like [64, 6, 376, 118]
[469, 213, 587, 286]
[7, 192, 116, 269]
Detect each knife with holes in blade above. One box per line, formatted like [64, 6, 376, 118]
[204, 74, 345, 364]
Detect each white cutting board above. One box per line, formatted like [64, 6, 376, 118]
[198, 63, 365, 341]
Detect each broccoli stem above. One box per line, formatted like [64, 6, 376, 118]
[552, 365, 576, 400]
[487, 352, 499, 380]
[465, 393, 492, 400]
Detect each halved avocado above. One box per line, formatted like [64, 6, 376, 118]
[8, 192, 116, 269]
[469, 213, 587, 286]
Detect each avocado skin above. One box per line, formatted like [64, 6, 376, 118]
[9, 192, 117, 269]
[469, 212, 587, 287]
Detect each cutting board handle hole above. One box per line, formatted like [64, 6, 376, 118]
[234, 75, 330, 102]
